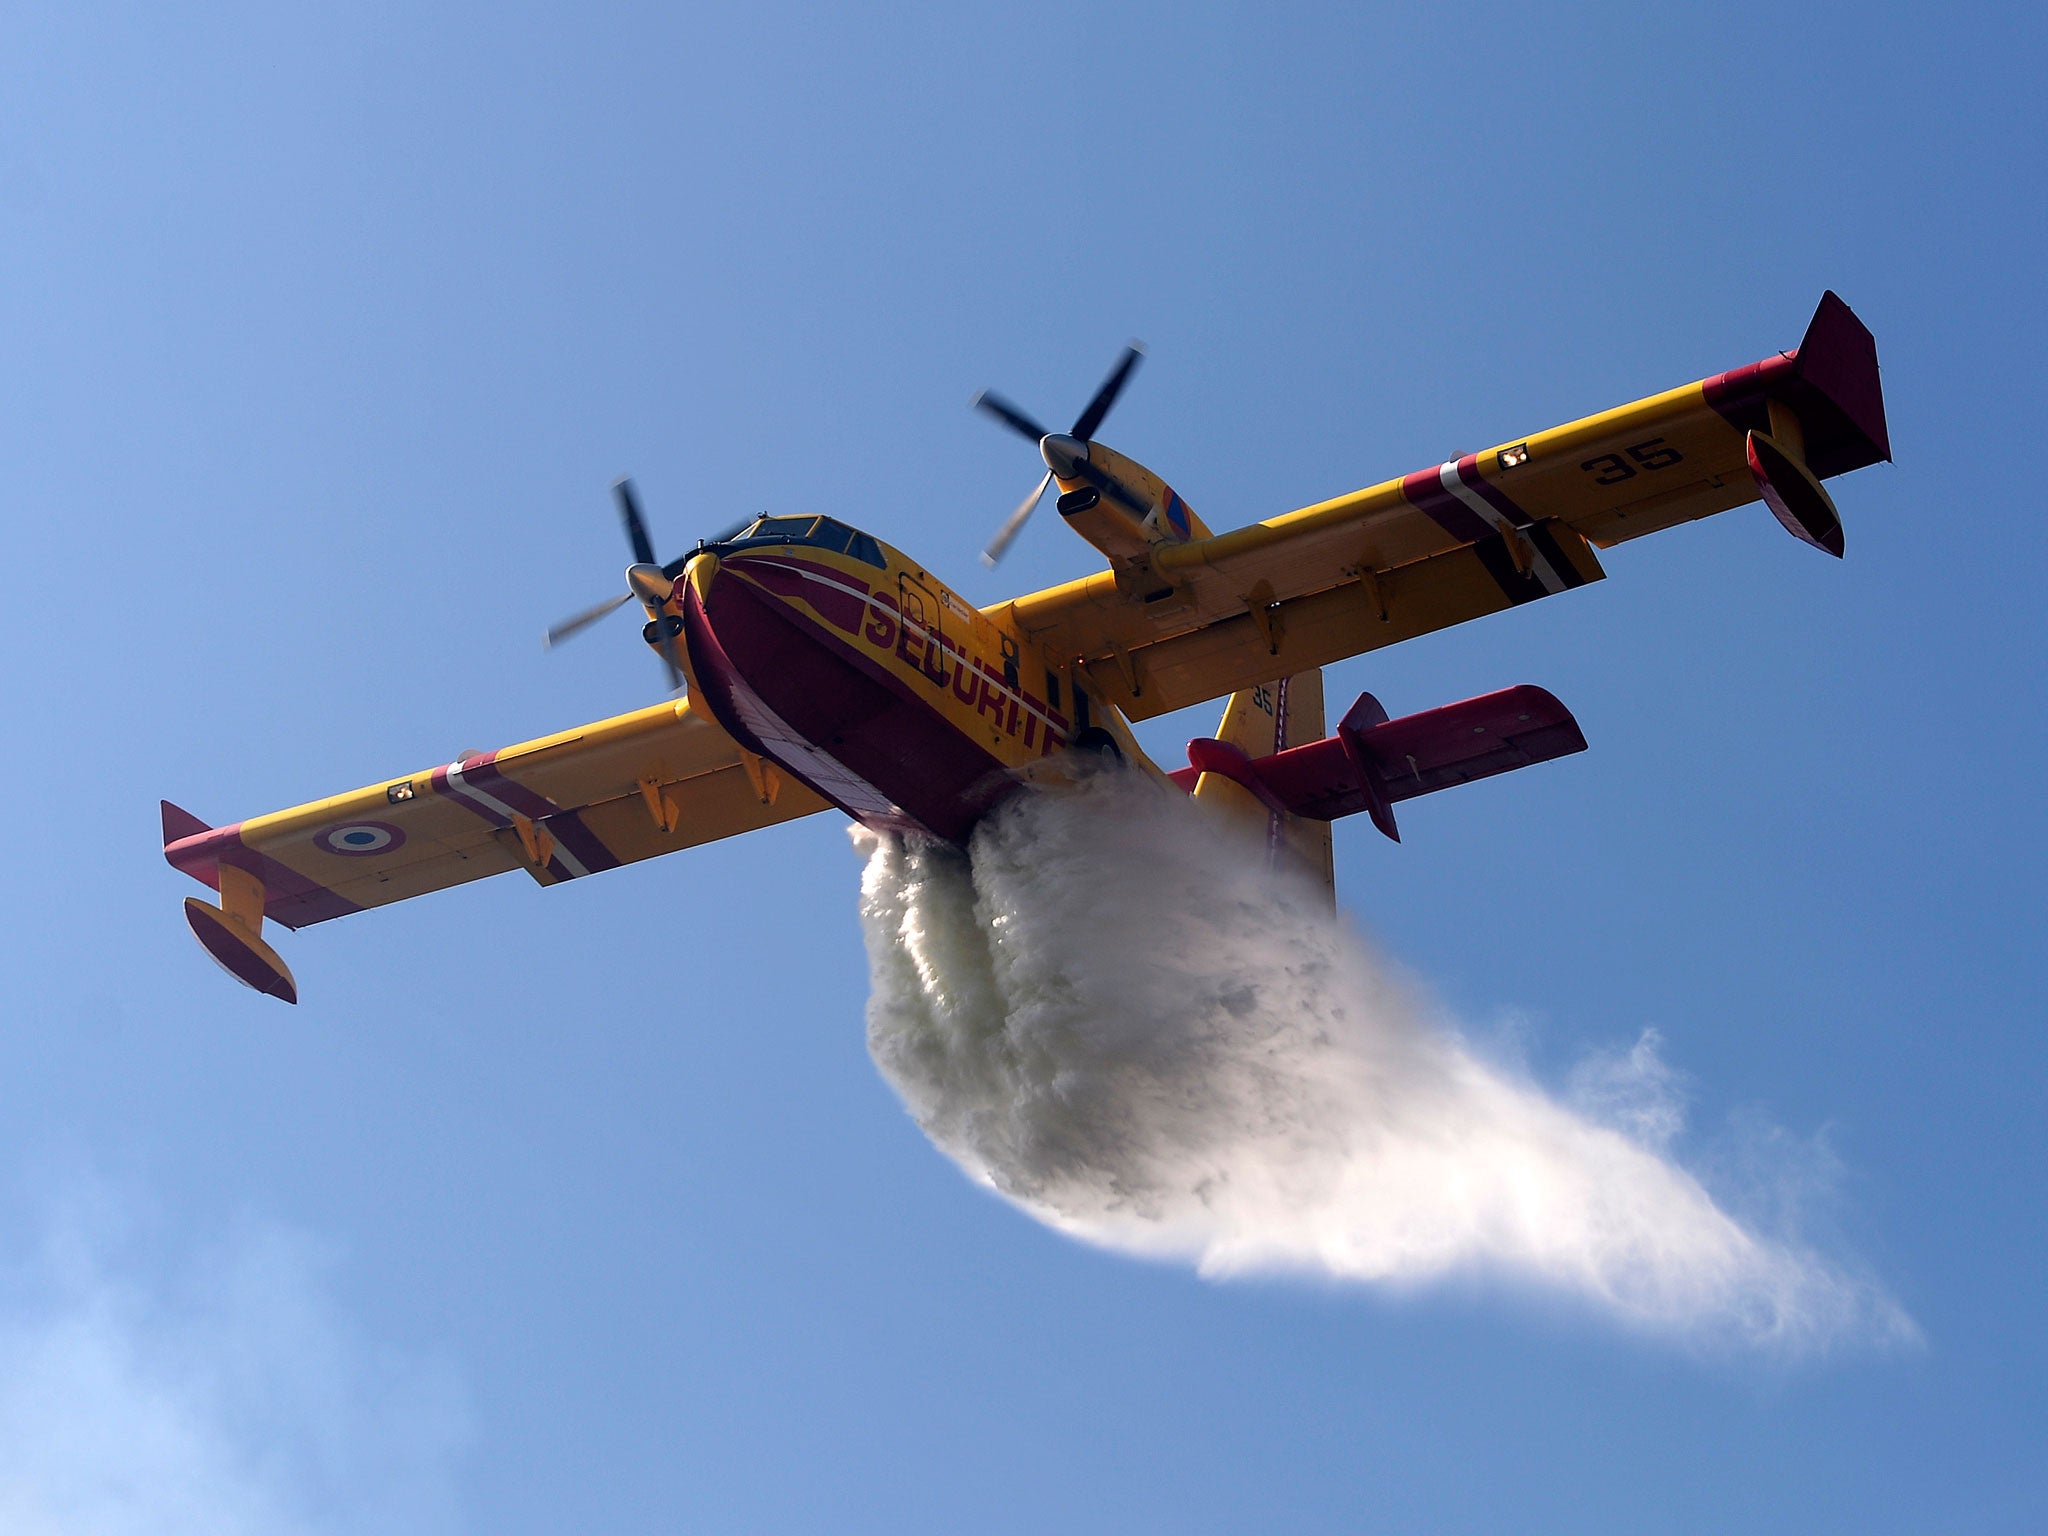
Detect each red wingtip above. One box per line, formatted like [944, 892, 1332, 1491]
[1795, 290, 1891, 469]
[161, 800, 212, 849]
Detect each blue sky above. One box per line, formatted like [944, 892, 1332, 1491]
[2, 2, 2044, 1530]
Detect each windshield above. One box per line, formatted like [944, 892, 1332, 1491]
[720, 515, 886, 568]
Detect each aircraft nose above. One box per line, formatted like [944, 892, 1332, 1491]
[1039, 433, 1088, 479]
[681, 548, 721, 594]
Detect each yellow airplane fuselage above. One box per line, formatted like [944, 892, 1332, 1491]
[671, 526, 1148, 843]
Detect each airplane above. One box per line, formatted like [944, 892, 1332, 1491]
[162, 293, 1889, 1003]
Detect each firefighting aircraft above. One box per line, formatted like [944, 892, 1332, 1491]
[164, 293, 1888, 1002]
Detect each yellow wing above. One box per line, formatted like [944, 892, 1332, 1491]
[164, 693, 828, 931]
[992, 293, 1889, 722]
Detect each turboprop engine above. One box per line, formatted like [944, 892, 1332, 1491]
[973, 344, 1210, 571]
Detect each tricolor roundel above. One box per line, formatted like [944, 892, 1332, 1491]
[317, 821, 406, 857]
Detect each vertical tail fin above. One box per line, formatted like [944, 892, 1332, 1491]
[161, 799, 213, 848]
[1190, 669, 1336, 902]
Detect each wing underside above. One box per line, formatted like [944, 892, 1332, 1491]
[163, 695, 829, 930]
[992, 291, 1888, 721]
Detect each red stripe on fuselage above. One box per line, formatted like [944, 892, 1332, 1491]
[721, 552, 872, 636]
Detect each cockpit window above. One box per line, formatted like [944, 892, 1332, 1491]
[735, 515, 820, 544]
[807, 519, 855, 555]
[720, 515, 886, 568]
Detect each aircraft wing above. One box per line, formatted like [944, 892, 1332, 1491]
[991, 292, 1889, 722]
[163, 694, 829, 933]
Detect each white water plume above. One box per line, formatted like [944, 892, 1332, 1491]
[858, 768, 1912, 1351]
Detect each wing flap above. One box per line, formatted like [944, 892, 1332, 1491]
[1073, 522, 1606, 721]
[501, 763, 828, 887]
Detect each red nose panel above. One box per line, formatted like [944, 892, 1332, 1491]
[682, 561, 1018, 843]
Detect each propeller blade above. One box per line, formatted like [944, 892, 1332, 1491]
[613, 477, 658, 568]
[545, 590, 633, 648]
[973, 390, 1053, 444]
[550, 476, 707, 689]
[1069, 342, 1144, 442]
[982, 469, 1053, 567]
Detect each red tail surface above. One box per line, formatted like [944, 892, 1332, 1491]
[1172, 685, 1585, 842]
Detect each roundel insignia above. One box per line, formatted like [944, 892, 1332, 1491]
[317, 821, 406, 857]
[1164, 488, 1191, 538]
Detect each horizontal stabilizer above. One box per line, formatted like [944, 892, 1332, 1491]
[1175, 686, 1586, 841]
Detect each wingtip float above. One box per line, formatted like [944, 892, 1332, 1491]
[164, 292, 1888, 1000]
[163, 802, 299, 1004]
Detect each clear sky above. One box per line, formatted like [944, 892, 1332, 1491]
[2, 2, 2043, 1531]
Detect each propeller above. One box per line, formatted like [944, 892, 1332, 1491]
[544, 477, 738, 691]
[973, 342, 1148, 566]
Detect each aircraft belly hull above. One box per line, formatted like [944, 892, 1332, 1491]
[681, 557, 1015, 843]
